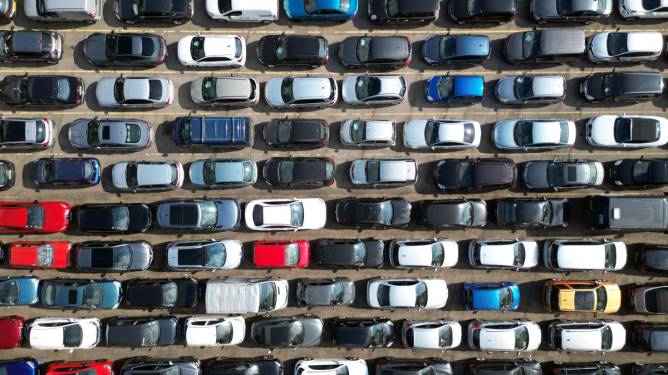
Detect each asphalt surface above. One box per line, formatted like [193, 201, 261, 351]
[0, 0, 667, 370]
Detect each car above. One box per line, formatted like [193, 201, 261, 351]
[28, 317, 100, 350]
[264, 118, 329, 148]
[585, 115, 668, 148]
[111, 160, 183, 192]
[0, 315, 23, 349]
[619, 0, 668, 18]
[388, 239, 458, 269]
[45, 361, 114, 375]
[403, 119, 481, 150]
[401, 320, 462, 350]
[253, 240, 310, 268]
[609, 158, 668, 188]
[205, 0, 278, 22]
[0, 118, 54, 149]
[68, 118, 152, 151]
[0, 201, 71, 234]
[74, 241, 153, 272]
[522, 159, 605, 190]
[468, 320, 541, 352]
[296, 278, 356, 306]
[589, 195, 668, 231]
[637, 245, 668, 272]
[544, 279, 621, 313]
[468, 360, 542, 375]
[340, 119, 395, 147]
[296, 359, 367, 375]
[422, 35, 490, 66]
[468, 239, 540, 270]
[114, 0, 193, 23]
[335, 198, 411, 228]
[0, 359, 39, 375]
[39, 278, 122, 310]
[184, 316, 245, 346]
[155, 199, 241, 232]
[252, 314, 323, 347]
[203, 277, 289, 314]
[350, 158, 417, 187]
[0, 75, 84, 107]
[3, 240, 71, 269]
[285, 0, 357, 20]
[339, 36, 411, 69]
[206, 357, 283, 375]
[496, 198, 568, 228]
[632, 364, 668, 375]
[449, 0, 517, 23]
[368, 0, 439, 23]
[375, 359, 453, 375]
[0, 0, 14, 20]
[189, 158, 257, 188]
[550, 362, 620, 375]
[95, 76, 174, 109]
[495, 75, 566, 105]
[493, 119, 576, 151]
[24, 0, 101, 22]
[0, 161, 14, 189]
[543, 240, 627, 271]
[435, 158, 516, 192]
[588, 32, 663, 63]
[531, 0, 612, 23]
[166, 239, 243, 270]
[83, 32, 167, 67]
[124, 278, 198, 309]
[191, 77, 259, 107]
[120, 359, 200, 375]
[263, 157, 335, 188]
[0, 276, 39, 306]
[177, 34, 245, 67]
[0, 30, 62, 63]
[173, 116, 253, 148]
[425, 75, 484, 105]
[503, 29, 586, 65]
[257, 35, 328, 68]
[32, 157, 101, 187]
[244, 198, 327, 231]
[635, 323, 668, 352]
[265, 76, 337, 108]
[313, 239, 384, 268]
[76, 203, 151, 234]
[342, 74, 406, 106]
[333, 317, 394, 347]
[367, 277, 448, 309]
[106, 316, 178, 347]
[463, 282, 520, 311]
[631, 284, 668, 314]
[418, 199, 487, 229]
[580, 72, 664, 103]
[548, 320, 626, 352]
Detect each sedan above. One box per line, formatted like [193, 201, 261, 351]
[296, 278, 356, 306]
[0, 316, 24, 349]
[548, 320, 625, 352]
[244, 198, 327, 231]
[313, 239, 384, 268]
[493, 119, 576, 151]
[111, 160, 184, 191]
[76, 203, 151, 234]
[349, 158, 417, 187]
[264, 118, 329, 148]
[340, 119, 395, 147]
[106, 316, 178, 347]
[435, 158, 516, 192]
[120, 359, 200, 375]
[631, 284, 668, 314]
[609, 158, 668, 188]
[369, 0, 439, 23]
[257, 35, 328, 68]
[468, 320, 541, 352]
[123, 278, 198, 309]
[422, 35, 490, 66]
[619, 0, 668, 19]
[284, 0, 357, 20]
[388, 239, 458, 269]
[45, 361, 114, 375]
[0, 201, 71, 234]
[586, 115, 668, 148]
[425, 75, 484, 105]
[28, 317, 100, 350]
[296, 360, 367, 375]
[339, 36, 411, 69]
[401, 320, 462, 350]
[0, 118, 53, 149]
[333, 317, 394, 347]
[39, 279, 122, 310]
[83, 32, 167, 67]
[367, 277, 448, 309]
[495, 75, 566, 105]
[155, 199, 241, 232]
[588, 32, 663, 63]
[403, 119, 481, 150]
[184, 316, 245, 347]
[342, 74, 406, 105]
[189, 158, 257, 188]
[335, 198, 411, 228]
[449, 0, 517, 23]
[67, 118, 152, 151]
[463, 282, 520, 311]
[263, 157, 335, 188]
[253, 240, 310, 268]
[635, 323, 668, 352]
[3, 240, 71, 270]
[0, 30, 63, 63]
[418, 199, 487, 228]
[469, 239, 540, 270]
[496, 198, 568, 228]
[190, 77, 259, 107]
[74, 241, 153, 272]
[0, 276, 39, 306]
[0, 75, 84, 107]
[265, 77, 338, 108]
[96, 77, 174, 109]
[532, 0, 612, 23]
[166, 240, 243, 270]
[114, 0, 193, 24]
[251, 315, 323, 347]
[522, 159, 604, 190]
[32, 157, 100, 187]
[177, 34, 245, 67]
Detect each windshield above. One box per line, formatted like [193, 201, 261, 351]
[352, 243, 366, 263]
[113, 78, 125, 103]
[288, 321, 305, 346]
[415, 282, 428, 307]
[603, 243, 616, 269]
[331, 282, 345, 304]
[500, 287, 513, 308]
[522, 31, 540, 58]
[0, 280, 18, 304]
[513, 121, 534, 146]
[259, 282, 277, 311]
[40, 159, 54, 183]
[36, 244, 54, 267]
[614, 118, 632, 142]
[199, 201, 218, 229]
[642, 0, 668, 11]
[82, 284, 103, 307]
[125, 163, 138, 188]
[514, 326, 530, 350]
[206, 243, 226, 267]
[595, 286, 607, 311]
[365, 161, 380, 183]
[86, 121, 100, 146]
[381, 201, 394, 224]
[357, 37, 371, 63]
[290, 202, 304, 227]
[109, 206, 129, 231]
[369, 323, 387, 346]
[27, 205, 44, 229]
[606, 33, 628, 56]
[386, 0, 400, 16]
[216, 321, 233, 344]
[201, 77, 217, 101]
[179, 118, 192, 144]
[514, 76, 534, 100]
[457, 161, 473, 187]
[439, 325, 453, 347]
[350, 120, 365, 142]
[191, 37, 205, 61]
[162, 282, 177, 307]
[142, 321, 160, 346]
[284, 243, 300, 266]
[431, 243, 444, 266]
[355, 76, 381, 100]
[63, 324, 83, 348]
[280, 78, 294, 103]
[601, 325, 613, 350]
[437, 77, 454, 99]
[513, 243, 526, 266]
[377, 285, 391, 306]
[275, 36, 288, 60]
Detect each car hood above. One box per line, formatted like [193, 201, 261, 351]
[403, 120, 429, 148]
[264, 78, 284, 106]
[84, 33, 107, 64]
[523, 161, 550, 188]
[95, 77, 119, 106]
[495, 77, 518, 102]
[589, 33, 611, 58]
[214, 200, 240, 230]
[588, 116, 618, 146]
[339, 37, 361, 65]
[583, 74, 605, 99]
[504, 33, 524, 61]
[532, 0, 557, 17]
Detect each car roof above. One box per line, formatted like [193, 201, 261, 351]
[216, 78, 252, 99]
[292, 77, 333, 100]
[455, 35, 490, 56]
[453, 76, 484, 97]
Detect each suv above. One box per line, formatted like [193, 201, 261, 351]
[24, 0, 101, 22]
[504, 28, 585, 64]
[589, 195, 668, 231]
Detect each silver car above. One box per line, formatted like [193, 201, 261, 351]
[403, 119, 481, 150]
[75, 241, 153, 272]
[68, 118, 152, 150]
[166, 239, 243, 270]
[340, 119, 396, 147]
[341, 75, 406, 105]
[264, 76, 337, 108]
[349, 158, 417, 187]
[189, 158, 257, 188]
[588, 31, 664, 63]
[493, 119, 576, 151]
[495, 75, 565, 105]
[190, 76, 259, 107]
[96, 76, 174, 108]
[111, 160, 184, 192]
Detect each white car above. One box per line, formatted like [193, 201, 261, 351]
[493, 119, 576, 151]
[549, 320, 626, 352]
[388, 239, 458, 269]
[367, 277, 448, 309]
[543, 239, 627, 271]
[586, 115, 668, 148]
[588, 32, 663, 63]
[184, 316, 246, 346]
[340, 119, 396, 147]
[95, 77, 174, 109]
[28, 318, 101, 350]
[468, 239, 540, 270]
[177, 35, 246, 67]
[265, 77, 338, 108]
[206, 0, 278, 22]
[166, 240, 243, 270]
[111, 160, 184, 192]
[244, 198, 327, 231]
[294, 359, 368, 375]
[403, 119, 481, 150]
[619, 0, 668, 19]
[342, 75, 406, 105]
[467, 320, 541, 352]
[401, 320, 462, 350]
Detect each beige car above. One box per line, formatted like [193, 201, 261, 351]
[191, 77, 259, 107]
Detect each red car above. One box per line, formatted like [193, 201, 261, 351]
[0, 201, 71, 233]
[45, 360, 114, 375]
[253, 240, 310, 268]
[0, 315, 24, 349]
[4, 241, 71, 269]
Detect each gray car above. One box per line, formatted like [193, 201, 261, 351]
[74, 241, 153, 272]
[68, 118, 152, 150]
[296, 278, 356, 306]
[495, 75, 566, 105]
[251, 314, 324, 347]
[632, 284, 668, 314]
[111, 160, 184, 192]
[188, 158, 257, 188]
[191, 76, 259, 107]
[349, 158, 417, 187]
[522, 160, 605, 190]
[106, 316, 178, 347]
[95, 76, 174, 108]
[155, 199, 241, 232]
[531, 0, 612, 23]
[120, 358, 200, 375]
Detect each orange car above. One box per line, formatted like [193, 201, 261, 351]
[543, 279, 621, 313]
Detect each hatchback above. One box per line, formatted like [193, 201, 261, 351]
[401, 320, 462, 350]
[495, 75, 566, 105]
[189, 158, 257, 188]
[95, 77, 174, 108]
[580, 71, 664, 103]
[588, 31, 663, 63]
[257, 35, 328, 68]
[367, 277, 448, 309]
[166, 239, 243, 270]
[435, 158, 516, 192]
[123, 278, 198, 309]
[39, 279, 122, 310]
[27, 317, 101, 350]
[339, 36, 411, 69]
[586, 115, 668, 148]
[265, 77, 338, 108]
[190, 77, 259, 107]
[422, 35, 490, 66]
[418, 199, 487, 228]
[388, 239, 458, 269]
[0, 118, 54, 149]
[425, 75, 484, 104]
[544, 279, 621, 313]
[111, 160, 184, 192]
[251, 315, 324, 347]
[493, 119, 576, 151]
[449, 0, 517, 23]
[333, 317, 394, 347]
[522, 159, 604, 190]
[184, 316, 245, 347]
[264, 118, 329, 148]
[335, 198, 411, 228]
[403, 119, 481, 150]
[284, 0, 358, 20]
[155, 199, 241, 232]
[496, 198, 568, 228]
[83, 32, 167, 67]
[206, 0, 278, 22]
[76, 203, 151, 234]
[296, 278, 356, 306]
[635, 323, 668, 352]
[313, 238, 384, 268]
[177, 34, 246, 67]
[340, 119, 395, 146]
[114, 0, 193, 24]
[548, 320, 625, 352]
[531, 0, 612, 23]
[253, 240, 310, 268]
[0, 30, 63, 63]
[609, 158, 668, 187]
[369, 0, 439, 23]
[463, 282, 520, 311]
[467, 320, 541, 352]
[75, 241, 153, 272]
[544, 239, 627, 272]
[342, 74, 406, 105]
[263, 157, 335, 187]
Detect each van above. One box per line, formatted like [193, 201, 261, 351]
[24, 0, 101, 22]
[503, 28, 585, 64]
[206, 0, 278, 22]
[590, 195, 668, 231]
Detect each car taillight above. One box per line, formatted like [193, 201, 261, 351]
[468, 363, 476, 369]
[87, 11, 95, 18]
[471, 322, 480, 329]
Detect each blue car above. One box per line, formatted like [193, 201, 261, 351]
[39, 278, 123, 310]
[425, 75, 484, 104]
[284, 0, 358, 21]
[463, 282, 520, 311]
[422, 35, 490, 66]
[32, 157, 100, 187]
[0, 276, 39, 306]
[0, 359, 39, 375]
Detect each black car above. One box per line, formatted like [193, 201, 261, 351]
[106, 316, 179, 347]
[0, 75, 84, 107]
[120, 358, 201, 375]
[549, 362, 620, 375]
[637, 245, 668, 272]
[376, 358, 453, 375]
[368, 0, 440, 23]
[449, 0, 517, 23]
[632, 364, 668, 375]
[313, 239, 384, 268]
[114, 0, 193, 24]
[0, 30, 63, 63]
[335, 198, 411, 228]
[263, 157, 335, 188]
[435, 158, 516, 192]
[333, 317, 394, 347]
[418, 199, 487, 228]
[338, 36, 411, 69]
[83, 32, 167, 67]
[296, 278, 356, 306]
[635, 323, 668, 352]
[495, 198, 568, 228]
[609, 158, 668, 188]
[257, 35, 328, 68]
[422, 35, 491, 67]
[123, 278, 198, 309]
[263, 119, 328, 148]
[468, 360, 542, 375]
[251, 314, 324, 347]
[0, 161, 14, 190]
[205, 357, 283, 375]
[580, 72, 664, 103]
[75, 203, 152, 234]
